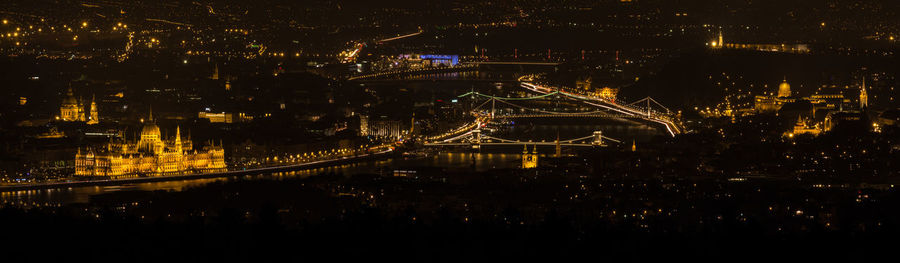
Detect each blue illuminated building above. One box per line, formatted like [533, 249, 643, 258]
[419, 55, 459, 66]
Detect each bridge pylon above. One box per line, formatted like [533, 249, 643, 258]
[491, 98, 495, 119]
[472, 129, 481, 149]
[592, 131, 604, 146]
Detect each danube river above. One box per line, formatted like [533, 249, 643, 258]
[1, 70, 664, 206]
[0, 153, 525, 205]
[1, 119, 660, 206]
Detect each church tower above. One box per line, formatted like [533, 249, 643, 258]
[174, 126, 183, 153]
[554, 131, 562, 158]
[87, 95, 99, 125]
[211, 64, 220, 80]
[717, 29, 724, 48]
[859, 77, 868, 109]
[77, 96, 86, 122]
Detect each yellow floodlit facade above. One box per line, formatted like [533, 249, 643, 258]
[859, 78, 868, 109]
[755, 79, 796, 113]
[75, 111, 225, 177]
[597, 87, 618, 103]
[777, 78, 792, 98]
[59, 88, 99, 124]
[785, 116, 822, 138]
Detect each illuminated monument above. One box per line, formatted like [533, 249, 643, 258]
[710, 30, 808, 53]
[87, 95, 99, 125]
[576, 75, 618, 102]
[74, 108, 226, 177]
[59, 87, 98, 124]
[755, 78, 795, 113]
[859, 78, 868, 109]
[752, 77, 877, 137]
[777, 77, 792, 98]
[718, 30, 724, 48]
[785, 116, 822, 138]
[522, 145, 538, 169]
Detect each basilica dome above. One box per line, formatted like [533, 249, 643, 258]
[62, 88, 78, 106]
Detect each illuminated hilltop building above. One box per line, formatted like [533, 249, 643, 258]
[75, 109, 226, 177]
[777, 77, 792, 97]
[753, 78, 854, 116]
[755, 78, 795, 113]
[597, 87, 619, 102]
[809, 86, 847, 112]
[576, 75, 618, 102]
[710, 30, 809, 53]
[785, 116, 822, 138]
[753, 77, 873, 136]
[754, 95, 779, 112]
[859, 77, 868, 109]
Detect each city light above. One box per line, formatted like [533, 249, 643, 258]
[0, 2, 896, 259]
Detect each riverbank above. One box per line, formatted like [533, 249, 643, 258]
[0, 149, 396, 192]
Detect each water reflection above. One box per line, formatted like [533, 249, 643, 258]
[0, 153, 525, 206]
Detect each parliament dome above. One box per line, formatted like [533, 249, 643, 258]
[141, 123, 161, 138]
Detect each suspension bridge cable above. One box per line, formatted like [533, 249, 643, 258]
[458, 91, 561, 101]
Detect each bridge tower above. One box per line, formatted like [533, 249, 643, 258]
[592, 131, 604, 146]
[522, 144, 538, 169]
[491, 98, 495, 119]
[555, 131, 561, 157]
[472, 129, 481, 149]
[646, 99, 652, 118]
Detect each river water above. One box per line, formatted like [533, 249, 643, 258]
[0, 153, 525, 205]
[0, 121, 657, 206]
[1, 71, 663, 206]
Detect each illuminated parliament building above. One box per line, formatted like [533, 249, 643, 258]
[75, 110, 226, 177]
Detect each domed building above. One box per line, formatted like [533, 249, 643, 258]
[75, 108, 225, 177]
[138, 109, 164, 155]
[59, 87, 84, 122]
[755, 78, 798, 113]
[59, 87, 99, 124]
[777, 78, 792, 98]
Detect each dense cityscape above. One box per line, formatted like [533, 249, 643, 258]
[1, 0, 899, 261]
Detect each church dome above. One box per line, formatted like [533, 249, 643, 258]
[62, 88, 78, 106]
[62, 95, 77, 106]
[777, 79, 791, 97]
